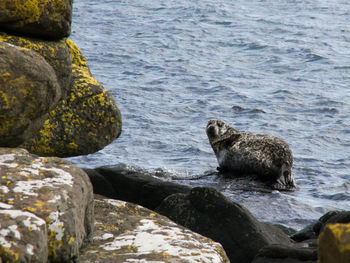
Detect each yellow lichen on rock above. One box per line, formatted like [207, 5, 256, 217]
[0, 0, 73, 39]
[0, 41, 61, 147]
[0, 0, 67, 24]
[21, 39, 122, 157]
[66, 39, 88, 68]
[0, 147, 94, 262]
[0, 32, 72, 94]
[318, 223, 350, 263]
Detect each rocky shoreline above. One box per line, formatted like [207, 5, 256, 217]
[0, 1, 349, 262]
[1, 153, 350, 262]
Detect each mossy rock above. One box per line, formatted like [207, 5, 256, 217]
[0, 0, 73, 40]
[0, 32, 72, 96]
[22, 40, 122, 157]
[0, 41, 61, 147]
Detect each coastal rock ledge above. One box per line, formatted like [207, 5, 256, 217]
[0, 148, 229, 262]
[79, 195, 230, 263]
[0, 147, 94, 262]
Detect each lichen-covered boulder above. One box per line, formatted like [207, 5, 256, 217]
[0, 0, 73, 40]
[318, 223, 350, 263]
[79, 195, 230, 263]
[156, 187, 292, 263]
[0, 32, 72, 96]
[22, 40, 122, 157]
[0, 41, 61, 147]
[0, 148, 94, 262]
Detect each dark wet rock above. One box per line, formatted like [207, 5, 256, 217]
[84, 167, 191, 210]
[78, 195, 230, 263]
[273, 224, 297, 236]
[291, 223, 318, 243]
[155, 187, 292, 263]
[315, 210, 350, 233]
[0, 147, 94, 262]
[0, 41, 61, 147]
[291, 210, 350, 242]
[21, 40, 122, 157]
[252, 244, 317, 263]
[0, 0, 73, 40]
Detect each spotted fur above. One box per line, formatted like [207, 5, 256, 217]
[206, 119, 296, 190]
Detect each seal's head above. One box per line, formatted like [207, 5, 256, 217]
[206, 119, 232, 143]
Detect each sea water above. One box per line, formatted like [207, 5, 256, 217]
[68, 0, 350, 230]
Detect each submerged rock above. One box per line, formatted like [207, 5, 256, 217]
[155, 187, 292, 263]
[79, 195, 230, 263]
[0, 41, 61, 147]
[0, 0, 73, 40]
[0, 148, 94, 262]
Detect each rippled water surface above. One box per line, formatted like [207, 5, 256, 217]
[68, 0, 350, 229]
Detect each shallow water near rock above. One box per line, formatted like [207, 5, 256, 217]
[68, 0, 350, 230]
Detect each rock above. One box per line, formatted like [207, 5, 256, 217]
[291, 211, 350, 242]
[273, 224, 297, 236]
[22, 39, 122, 157]
[0, 0, 73, 40]
[252, 244, 317, 263]
[84, 167, 191, 210]
[0, 148, 94, 262]
[0, 41, 61, 147]
[318, 223, 350, 263]
[0, 32, 72, 97]
[315, 211, 350, 233]
[78, 195, 230, 263]
[155, 187, 292, 263]
[291, 223, 317, 243]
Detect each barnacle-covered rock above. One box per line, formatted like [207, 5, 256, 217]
[22, 40, 122, 157]
[0, 148, 94, 262]
[0, 41, 61, 147]
[78, 196, 229, 263]
[0, 0, 73, 40]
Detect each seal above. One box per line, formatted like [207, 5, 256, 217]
[206, 119, 296, 190]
